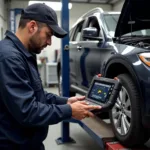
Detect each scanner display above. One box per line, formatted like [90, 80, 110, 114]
[88, 82, 112, 103]
[86, 75, 122, 113]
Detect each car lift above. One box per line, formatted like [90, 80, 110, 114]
[57, 117, 149, 150]
[57, 0, 149, 149]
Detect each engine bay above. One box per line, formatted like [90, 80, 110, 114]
[129, 41, 150, 49]
[119, 38, 150, 49]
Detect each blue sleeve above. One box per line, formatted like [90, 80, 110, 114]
[44, 91, 68, 105]
[0, 56, 72, 127]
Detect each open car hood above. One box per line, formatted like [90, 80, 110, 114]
[115, 0, 150, 37]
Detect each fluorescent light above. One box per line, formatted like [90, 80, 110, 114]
[28, 1, 72, 11]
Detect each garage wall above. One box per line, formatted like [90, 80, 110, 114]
[11, 1, 111, 62]
[11, 1, 28, 8]
[112, 0, 124, 11]
[0, 0, 8, 40]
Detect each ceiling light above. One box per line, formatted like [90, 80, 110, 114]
[28, 1, 72, 11]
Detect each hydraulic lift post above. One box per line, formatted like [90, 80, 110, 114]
[56, 0, 75, 144]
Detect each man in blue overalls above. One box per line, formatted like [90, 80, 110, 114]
[0, 3, 101, 150]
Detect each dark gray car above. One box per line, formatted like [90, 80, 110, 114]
[57, 0, 150, 147]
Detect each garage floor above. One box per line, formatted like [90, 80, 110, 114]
[43, 87, 150, 150]
[44, 120, 101, 150]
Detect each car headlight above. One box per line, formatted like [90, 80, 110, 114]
[139, 53, 150, 67]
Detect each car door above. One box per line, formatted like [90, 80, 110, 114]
[69, 20, 86, 87]
[76, 15, 105, 90]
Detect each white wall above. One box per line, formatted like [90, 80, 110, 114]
[0, 0, 7, 40]
[10, 1, 28, 9]
[112, 0, 124, 11]
[11, 1, 111, 62]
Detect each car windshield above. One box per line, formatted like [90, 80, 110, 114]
[124, 30, 150, 37]
[103, 13, 150, 37]
[103, 13, 120, 37]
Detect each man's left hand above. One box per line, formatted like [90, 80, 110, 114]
[67, 96, 86, 104]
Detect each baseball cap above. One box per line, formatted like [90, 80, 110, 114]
[21, 3, 67, 38]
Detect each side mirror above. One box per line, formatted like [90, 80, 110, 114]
[82, 27, 103, 41]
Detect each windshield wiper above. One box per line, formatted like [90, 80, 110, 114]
[115, 35, 150, 43]
[120, 35, 150, 40]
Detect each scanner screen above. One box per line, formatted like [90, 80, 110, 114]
[88, 82, 112, 103]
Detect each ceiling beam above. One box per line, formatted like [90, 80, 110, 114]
[107, 0, 113, 4]
[107, 0, 122, 4]
[69, 0, 109, 4]
[11, 0, 112, 4]
[87, 0, 91, 2]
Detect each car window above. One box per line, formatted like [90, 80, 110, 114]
[69, 29, 73, 39]
[124, 29, 150, 36]
[72, 21, 84, 41]
[83, 16, 101, 41]
[87, 17, 100, 36]
[103, 14, 120, 37]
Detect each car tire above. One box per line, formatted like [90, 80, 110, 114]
[109, 73, 149, 147]
[58, 69, 76, 96]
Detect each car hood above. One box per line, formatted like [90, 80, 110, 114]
[115, 0, 150, 37]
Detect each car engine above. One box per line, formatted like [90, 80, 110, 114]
[120, 38, 150, 49]
[131, 41, 150, 49]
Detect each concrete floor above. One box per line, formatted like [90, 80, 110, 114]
[44, 121, 101, 150]
[43, 87, 150, 150]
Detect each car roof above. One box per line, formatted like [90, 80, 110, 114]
[71, 7, 120, 29]
[71, 7, 103, 29]
[103, 12, 120, 15]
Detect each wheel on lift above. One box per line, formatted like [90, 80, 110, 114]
[109, 73, 149, 147]
[58, 69, 75, 96]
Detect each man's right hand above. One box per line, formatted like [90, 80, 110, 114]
[69, 101, 101, 120]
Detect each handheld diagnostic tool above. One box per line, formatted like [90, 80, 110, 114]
[86, 75, 122, 114]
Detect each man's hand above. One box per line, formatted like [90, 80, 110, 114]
[67, 96, 85, 104]
[69, 101, 101, 120]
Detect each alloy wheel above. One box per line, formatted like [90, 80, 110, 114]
[112, 87, 131, 135]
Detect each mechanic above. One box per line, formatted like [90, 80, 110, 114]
[0, 3, 101, 150]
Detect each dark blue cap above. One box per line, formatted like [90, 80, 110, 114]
[21, 3, 67, 38]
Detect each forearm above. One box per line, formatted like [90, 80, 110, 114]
[44, 91, 68, 105]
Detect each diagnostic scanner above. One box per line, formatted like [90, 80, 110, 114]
[85, 75, 122, 114]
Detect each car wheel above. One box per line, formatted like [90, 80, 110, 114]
[109, 73, 149, 147]
[58, 69, 75, 96]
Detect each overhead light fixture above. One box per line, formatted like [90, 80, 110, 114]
[28, 1, 72, 11]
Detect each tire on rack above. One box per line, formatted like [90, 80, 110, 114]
[58, 69, 76, 96]
[109, 73, 149, 147]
